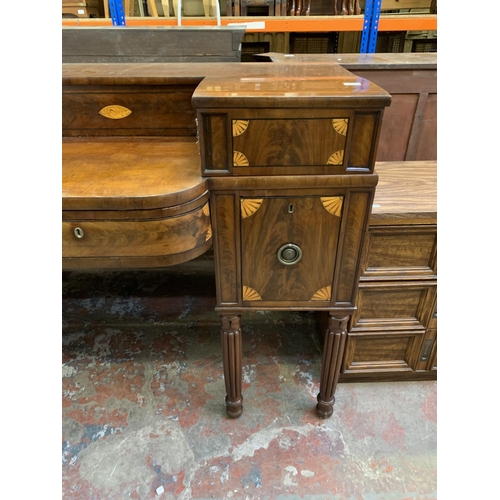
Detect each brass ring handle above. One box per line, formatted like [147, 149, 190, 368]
[277, 243, 302, 266]
[74, 227, 84, 239]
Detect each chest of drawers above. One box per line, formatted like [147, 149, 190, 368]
[340, 160, 437, 381]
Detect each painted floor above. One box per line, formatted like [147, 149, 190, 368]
[62, 253, 437, 500]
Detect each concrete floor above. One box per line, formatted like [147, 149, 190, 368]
[62, 254, 437, 499]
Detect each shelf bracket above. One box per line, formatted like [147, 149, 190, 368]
[360, 0, 381, 53]
[108, 0, 127, 26]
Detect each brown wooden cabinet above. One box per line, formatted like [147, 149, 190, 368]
[339, 160, 437, 382]
[193, 63, 391, 418]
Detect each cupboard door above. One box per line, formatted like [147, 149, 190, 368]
[240, 196, 343, 305]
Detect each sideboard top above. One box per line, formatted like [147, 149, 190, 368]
[192, 62, 391, 109]
[62, 62, 391, 109]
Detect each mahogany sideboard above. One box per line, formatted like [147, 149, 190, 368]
[62, 58, 436, 418]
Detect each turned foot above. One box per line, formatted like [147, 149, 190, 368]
[225, 395, 243, 418]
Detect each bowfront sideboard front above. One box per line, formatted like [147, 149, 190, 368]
[62, 58, 436, 419]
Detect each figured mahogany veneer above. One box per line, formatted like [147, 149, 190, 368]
[62, 58, 436, 418]
[62, 138, 211, 270]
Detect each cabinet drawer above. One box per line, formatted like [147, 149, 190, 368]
[232, 117, 349, 168]
[342, 331, 422, 373]
[351, 281, 437, 332]
[361, 225, 436, 281]
[62, 203, 211, 267]
[62, 86, 197, 137]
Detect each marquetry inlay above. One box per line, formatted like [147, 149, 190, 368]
[98, 105, 132, 119]
[232, 120, 249, 137]
[233, 151, 249, 167]
[311, 286, 332, 301]
[241, 198, 263, 219]
[327, 150, 344, 166]
[243, 286, 262, 301]
[320, 196, 343, 217]
[205, 226, 212, 242]
[202, 203, 210, 217]
[332, 118, 348, 136]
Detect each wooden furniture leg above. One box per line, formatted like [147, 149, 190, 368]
[316, 314, 348, 419]
[295, 0, 302, 15]
[221, 315, 243, 418]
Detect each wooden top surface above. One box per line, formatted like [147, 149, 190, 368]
[62, 62, 391, 109]
[257, 52, 437, 70]
[62, 138, 207, 211]
[372, 161, 436, 224]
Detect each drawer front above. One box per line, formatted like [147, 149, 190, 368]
[62, 86, 197, 137]
[351, 282, 437, 332]
[361, 225, 437, 281]
[342, 331, 422, 373]
[62, 204, 211, 259]
[240, 196, 343, 304]
[200, 109, 382, 175]
[232, 118, 349, 168]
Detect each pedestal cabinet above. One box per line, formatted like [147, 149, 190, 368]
[192, 63, 391, 418]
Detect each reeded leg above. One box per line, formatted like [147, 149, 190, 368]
[316, 314, 348, 419]
[221, 315, 243, 418]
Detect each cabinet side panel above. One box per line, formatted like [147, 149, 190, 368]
[348, 113, 377, 170]
[334, 191, 372, 305]
[212, 194, 239, 305]
[202, 114, 229, 172]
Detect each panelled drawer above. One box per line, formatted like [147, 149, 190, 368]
[360, 225, 437, 281]
[344, 281, 436, 376]
[62, 85, 198, 137]
[342, 330, 422, 373]
[350, 281, 437, 332]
